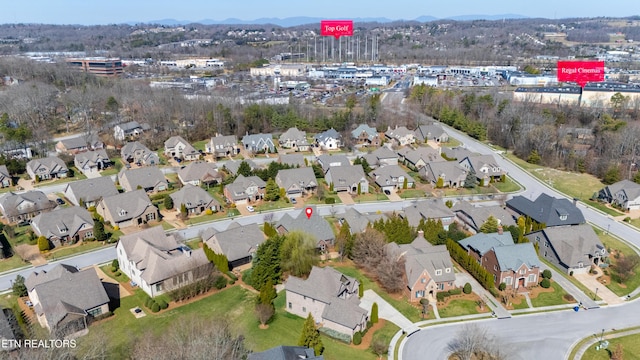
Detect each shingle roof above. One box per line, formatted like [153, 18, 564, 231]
[419, 161, 467, 184]
[529, 224, 606, 269]
[242, 133, 275, 152]
[0, 165, 9, 180]
[279, 127, 307, 143]
[400, 199, 455, 227]
[398, 146, 442, 166]
[351, 124, 378, 140]
[120, 141, 152, 160]
[118, 167, 167, 192]
[276, 206, 335, 245]
[385, 126, 414, 140]
[606, 180, 640, 202]
[225, 175, 266, 201]
[369, 164, 414, 187]
[275, 168, 317, 192]
[170, 184, 219, 210]
[59, 134, 102, 151]
[248, 346, 323, 360]
[441, 147, 476, 161]
[224, 159, 258, 176]
[210, 135, 238, 149]
[322, 296, 368, 329]
[278, 154, 307, 167]
[506, 193, 585, 227]
[164, 135, 189, 149]
[459, 154, 504, 177]
[414, 124, 447, 141]
[339, 207, 386, 234]
[314, 128, 341, 144]
[0, 190, 55, 218]
[116, 121, 142, 132]
[316, 154, 350, 173]
[31, 207, 94, 240]
[493, 243, 541, 271]
[98, 189, 156, 222]
[26, 156, 68, 176]
[458, 232, 515, 256]
[325, 164, 366, 190]
[452, 201, 516, 231]
[177, 161, 221, 184]
[203, 222, 265, 262]
[64, 176, 119, 206]
[74, 149, 110, 169]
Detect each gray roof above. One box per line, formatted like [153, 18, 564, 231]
[116, 121, 143, 132]
[74, 149, 109, 169]
[210, 135, 238, 149]
[314, 128, 341, 144]
[276, 206, 335, 245]
[248, 346, 323, 360]
[389, 237, 456, 286]
[164, 135, 190, 149]
[224, 159, 258, 176]
[458, 232, 515, 256]
[120, 141, 152, 161]
[452, 201, 516, 231]
[26, 156, 68, 176]
[26, 265, 109, 329]
[528, 224, 606, 269]
[118, 167, 167, 192]
[441, 147, 476, 161]
[202, 222, 265, 262]
[366, 147, 398, 163]
[339, 207, 387, 234]
[58, 134, 102, 151]
[31, 207, 94, 240]
[459, 154, 504, 177]
[170, 184, 219, 210]
[419, 161, 467, 184]
[369, 164, 414, 187]
[385, 126, 414, 140]
[506, 193, 585, 227]
[119, 226, 210, 285]
[604, 180, 640, 202]
[98, 189, 156, 223]
[398, 146, 442, 166]
[177, 161, 221, 184]
[242, 133, 275, 152]
[351, 124, 378, 140]
[316, 154, 350, 173]
[414, 124, 447, 141]
[279, 127, 307, 143]
[275, 168, 317, 192]
[278, 153, 307, 167]
[493, 243, 541, 271]
[64, 176, 119, 206]
[401, 199, 455, 227]
[225, 175, 266, 201]
[325, 164, 366, 189]
[0, 190, 56, 218]
[0, 165, 9, 180]
[0, 308, 17, 344]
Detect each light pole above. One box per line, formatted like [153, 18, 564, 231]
[594, 287, 599, 300]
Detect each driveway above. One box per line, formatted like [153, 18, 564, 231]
[237, 204, 254, 216]
[337, 192, 355, 205]
[387, 190, 403, 202]
[359, 289, 413, 330]
[573, 270, 623, 305]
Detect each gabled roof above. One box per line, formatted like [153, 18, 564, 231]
[506, 193, 585, 227]
[452, 201, 516, 231]
[385, 126, 414, 140]
[414, 124, 447, 141]
[203, 222, 265, 262]
[242, 133, 275, 149]
[369, 164, 414, 187]
[31, 206, 94, 240]
[351, 124, 378, 140]
[0, 165, 9, 179]
[74, 149, 110, 168]
[98, 189, 156, 222]
[170, 184, 219, 209]
[209, 135, 238, 148]
[314, 128, 341, 144]
[398, 146, 442, 166]
[120, 141, 152, 160]
[285, 266, 357, 304]
[164, 135, 190, 149]
[248, 346, 323, 360]
[400, 199, 455, 227]
[458, 232, 515, 256]
[26, 265, 109, 329]
[493, 243, 540, 271]
[116, 121, 143, 132]
[177, 161, 221, 184]
[118, 167, 167, 192]
[225, 175, 266, 201]
[279, 153, 306, 167]
[419, 161, 467, 183]
[529, 224, 607, 268]
[0, 190, 55, 218]
[279, 127, 307, 142]
[605, 180, 640, 201]
[64, 176, 119, 206]
[275, 168, 317, 191]
[441, 147, 476, 161]
[339, 207, 386, 234]
[58, 134, 102, 150]
[459, 154, 504, 176]
[326, 164, 366, 188]
[276, 206, 335, 244]
[26, 156, 68, 175]
[386, 235, 455, 287]
[317, 154, 350, 173]
[119, 226, 210, 285]
[224, 159, 258, 176]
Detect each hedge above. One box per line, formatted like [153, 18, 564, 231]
[353, 332, 362, 345]
[318, 327, 351, 344]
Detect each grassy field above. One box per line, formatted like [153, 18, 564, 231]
[0, 256, 30, 273]
[438, 299, 480, 318]
[492, 176, 522, 193]
[580, 332, 640, 360]
[594, 228, 640, 296]
[530, 281, 571, 307]
[371, 321, 400, 354]
[76, 286, 375, 360]
[255, 199, 293, 212]
[185, 209, 239, 225]
[399, 189, 427, 199]
[354, 192, 388, 202]
[44, 241, 108, 260]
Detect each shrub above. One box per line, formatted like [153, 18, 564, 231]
[498, 282, 506, 291]
[112, 259, 119, 271]
[542, 269, 552, 279]
[214, 275, 227, 289]
[324, 197, 336, 204]
[145, 298, 154, 309]
[371, 302, 378, 323]
[151, 303, 160, 313]
[436, 292, 450, 302]
[569, 271, 574, 276]
[353, 332, 362, 345]
[463, 283, 472, 294]
[157, 299, 169, 310]
[318, 327, 351, 344]
[449, 288, 462, 296]
[205, 208, 213, 215]
[225, 271, 238, 281]
[624, 217, 631, 223]
[540, 278, 551, 289]
[114, 271, 121, 277]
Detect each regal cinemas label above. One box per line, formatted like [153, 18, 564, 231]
[557, 60, 605, 87]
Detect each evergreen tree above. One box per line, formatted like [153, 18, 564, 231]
[37, 236, 50, 252]
[264, 222, 277, 237]
[357, 182, 361, 195]
[336, 221, 354, 260]
[479, 216, 499, 233]
[12, 275, 27, 297]
[94, 220, 108, 241]
[264, 179, 280, 201]
[180, 203, 188, 218]
[436, 177, 444, 189]
[403, 177, 408, 189]
[250, 235, 285, 290]
[258, 279, 277, 305]
[237, 161, 253, 177]
[464, 170, 477, 188]
[164, 195, 174, 210]
[298, 313, 324, 356]
[280, 231, 318, 277]
[371, 302, 379, 323]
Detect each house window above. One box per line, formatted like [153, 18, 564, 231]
[146, 213, 155, 221]
[87, 307, 103, 317]
[416, 290, 425, 298]
[519, 269, 526, 275]
[445, 268, 451, 273]
[544, 242, 549, 248]
[535, 236, 540, 242]
[85, 231, 93, 238]
[528, 274, 536, 283]
[288, 302, 292, 309]
[504, 277, 512, 285]
[438, 283, 444, 290]
[156, 283, 162, 292]
[421, 278, 426, 283]
[493, 265, 497, 271]
[302, 307, 306, 313]
[435, 269, 442, 276]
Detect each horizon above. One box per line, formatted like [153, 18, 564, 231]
[1, 0, 638, 26]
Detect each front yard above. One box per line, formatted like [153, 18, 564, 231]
[594, 228, 640, 296]
[529, 281, 573, 307]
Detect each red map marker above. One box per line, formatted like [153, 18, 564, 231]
[305, 207, 313, 219]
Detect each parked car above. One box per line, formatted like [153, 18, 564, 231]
[290, 198, 297, 204]
[56, 198, 65, 205]
[247, 205, 255, 212]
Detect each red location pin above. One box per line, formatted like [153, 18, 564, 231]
[305, 207, 313, 219]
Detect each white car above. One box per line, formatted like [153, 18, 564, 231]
[246, 206, 255, 212]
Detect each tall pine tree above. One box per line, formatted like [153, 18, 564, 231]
[298, 313, 324, 356]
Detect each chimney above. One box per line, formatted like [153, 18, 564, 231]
[497, 226, 503, 235]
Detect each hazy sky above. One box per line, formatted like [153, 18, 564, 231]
[1, 0, 637, 25]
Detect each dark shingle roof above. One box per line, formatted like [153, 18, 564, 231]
[64, 176, 118, 206]
[506, 193, 585, 227]
[248, 346, 323, 360]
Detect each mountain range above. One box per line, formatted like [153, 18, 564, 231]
[140, 14, 528, 27]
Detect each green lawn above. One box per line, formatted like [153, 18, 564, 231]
[305, 196, 341, 205]
[101, 168, 120, 177]
[100, 264, 130, 283]
[76, 286, 374, 360]
[354, 192, 388, 203]
[44, 241, 109, 260]
[160, 221, 175, 230]
[0, 256, 30, 273]
[510, 295, 530, 310]
[255, 199, 294, 212]
[185, 238, 202, 250]
[371, 321, 400, 355]
[34, 172, 87, 187]
[185, 209, 239, 225]
[192, 140, 208, 152]
[438, 299, 480, 318]
[530, 281, 572, 307]
[541, 258, 602, 301]
[492, 176, 522, 193]
[334, 265, 423, 323]
[399, 189, 427, 199]
[594, 228, 640, 296]
[580, 331, 640, 360]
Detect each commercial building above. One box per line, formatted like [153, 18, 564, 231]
[65, 57, 123, 77]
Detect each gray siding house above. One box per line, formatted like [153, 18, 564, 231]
[118, 167, 168, 193]
[96, 189, 159, 228]
[170, 184, 220, 214]
[242, 133, 276, 153]
[26, 156, 68, 181]
[202, 222, 265, 269]
[64, 176, 119, 208]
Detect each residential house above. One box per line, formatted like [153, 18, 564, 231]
[441, 147, 476, 161]
[170, 184, 220, 214]
[177, 161, 222, 186]
[118, 167, 168, 193]
[248, 346, 324, 360]
[276, 206, 335, 250]
[398, 146, 442, 170]
[164, 135, 200, 161]
[506, 193, 585, 228]
[25, 264, 109, 336]
[285, 266, 368, 340]
[31, 207, 94, 247]
[96, 189, 159, 228]
[414, 124, 449, 143]
[386, 231, 456, 302]
[224, 175, 266, 204]
[0, 165, 11, 188]
[385, 126, 415, 146]
[275, 167, 317, 198]
[314, 128, 342, 150]
[55, 134, 103, 154]
[325, 164, 369, 194]
[242, 133, 276, 153]
[0, 190, 56, 223]
[351, 124, 380, 146]
[598, 180, 640, 211]
[459, 232, 540, 290]
[338, 207, 387, 235]
[26, 156, 68, 181]
[419, 161, 467, 188]
[64, 176, 119, 208]
[202, 222, 265, 269]
[279, 127, 310, 151]
[120, 141, 159, 166]
[452, 201, 516, 234]
[362, 146, 398, 168]
[369, 165, 414, 192]
[279, 153, 307, 167]
[205, 135, 239, 158]
[224, 159, 259, 176]
[113, 121, 148, 141]
[526, 224, 607, 275]
[74, 149, 111, 176]
[458, 155, 505, 186]
[316, 154, 350, 174]
[401, 199, 456, 228]
[117, 226, 213, 297]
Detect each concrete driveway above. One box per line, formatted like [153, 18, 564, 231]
[359, 289, 413, 329]
[337, 192, 355, 205]
[573, 271, 623, 305]
[387, 190, 403, 202]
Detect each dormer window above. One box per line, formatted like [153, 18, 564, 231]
[119, 209, 127, 216]
[435, 269, 442, 276]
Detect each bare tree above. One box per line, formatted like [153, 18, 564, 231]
[255, 303, 275, 327]
[352, 228, 386, 273]
[447, 324, 514, 360]
[376, 250, 406, 293]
